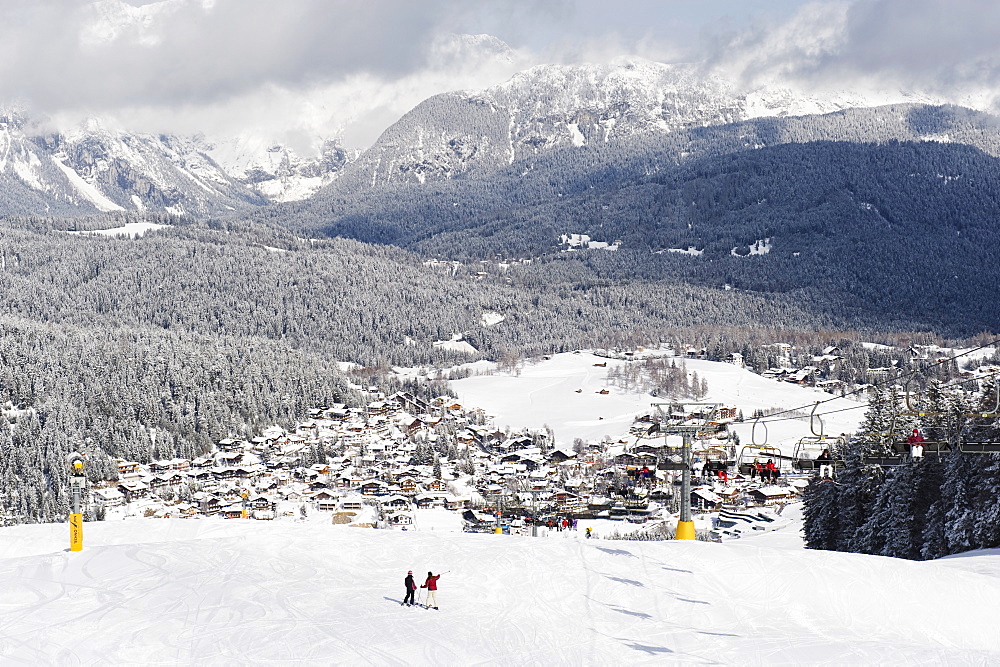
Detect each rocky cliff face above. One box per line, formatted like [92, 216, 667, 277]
[327, 59, 927, 193]
[0, 113, 355, 216]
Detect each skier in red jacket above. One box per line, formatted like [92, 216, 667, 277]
[421, 572, 441, 609]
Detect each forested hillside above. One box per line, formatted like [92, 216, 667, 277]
[803, 384, 1000, 560]
[262, 106, 1000, 335]
[2, 211, 875, 523]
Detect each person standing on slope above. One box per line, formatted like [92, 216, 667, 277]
[403, 570, 417, 606]
[421, 572, 441, 609]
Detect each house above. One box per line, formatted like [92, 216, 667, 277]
[92, 487, 125, 507]
[445, 497, 468, 511]
[388, 512, 414, 527]
[247, 495, 275, 512]
[340, 495, 364, 511]
[313, 490, 339, 511]
[199, 495, 223, 515]
[117, 479, 150, 502]
[378, 495, 410, 510]
[551, 491, 581, 507]
[360, 479, 390, 496]
[217, 438, 242, 452]
[691, 488, 722, 510]
[414, 494, 446, 509]
[116, 460, 141, 476]
[749, 487, 797, 505]
[397, 477, 419, 495]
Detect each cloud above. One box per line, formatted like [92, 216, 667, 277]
[711, 0, 1000, 101]
[6, 0, 998, 153]
[0, 0, 456, 112]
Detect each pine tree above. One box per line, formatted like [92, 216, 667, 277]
[802, 479, 840, 550]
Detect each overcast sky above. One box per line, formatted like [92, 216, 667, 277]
[1, 0, 996, 151]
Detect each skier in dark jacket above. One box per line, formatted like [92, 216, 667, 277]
[403, 570, 417, 606]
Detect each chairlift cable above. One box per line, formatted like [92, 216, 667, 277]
[749, 338, 1000, 426]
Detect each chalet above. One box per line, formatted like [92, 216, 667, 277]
[336, 474, 364, 490]
[189, 469, 214, 483]
[425, 479, 447, 492]
[482, 484, 504, 497]
[116, 460, 141, 476]
[551, 491, 581, 507]
[216, 452, 245, 466]
[149, 460, 172, 473]
[199, 495, 223, 515]
[414, 493, 447, 509]
[221, 504, 245, 519]
[388, 512, 414, 527]
[749, 487, 797, 505]
[217, 438, 242, 452]
[148, 472, 183, 488]
[389, 392, 432, 416]
[548, 449, 575, 464]
[326, 407, 351, 421]
[716, 407, 738, 421]
[340, 494, 364, 511]
[634, 453, 658, 467]
[787, 367, 819, 384]
[175, 503, 200, 518]
[313, 490, 339, 511]
[501, 437, 534, 453]
[117, 479, 150, 502]
[92, 487, 125, 507]
[587, 496, 614, 512]
[247, 495, 275, 512]
[378, 495, 410, 510]
[691, 488, 722, 510]
[360, 480, 390, 496]
[445, 497, 468, 511]
[397, 477, 419, 495]
[614, 453, 638, 466]
[397, 415, 423, 436]
[191, 457, 214, 469]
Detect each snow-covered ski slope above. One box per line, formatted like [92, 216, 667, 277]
[2, 510, 1000, 664]
[452, 352, 864, 449]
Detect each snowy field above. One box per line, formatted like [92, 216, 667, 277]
[452, 352, 865, 452]
[2, 507, 1000, 664]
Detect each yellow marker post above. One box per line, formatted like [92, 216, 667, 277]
[68, 453, 86, 552]
[70, 513, 83, 551]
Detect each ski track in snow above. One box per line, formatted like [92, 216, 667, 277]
[2, 512, 1000, 664]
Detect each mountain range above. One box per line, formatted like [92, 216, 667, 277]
[0, 60, 953, 217]
[5, 58, 1000, 336]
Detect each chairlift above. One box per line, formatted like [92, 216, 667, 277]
[862, 409, 952, 466]
[956, 381, 1000, 452]
[696, 446, 732, 476]
[736, 418, 781, 475]
[792, 403, 847, 472]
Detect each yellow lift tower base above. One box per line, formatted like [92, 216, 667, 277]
[675, 520, 696, 540]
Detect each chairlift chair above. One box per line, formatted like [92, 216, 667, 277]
[736, 418, 782, 475]
[957, 381, 1000, 453]
[790, 403, 847, 472]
